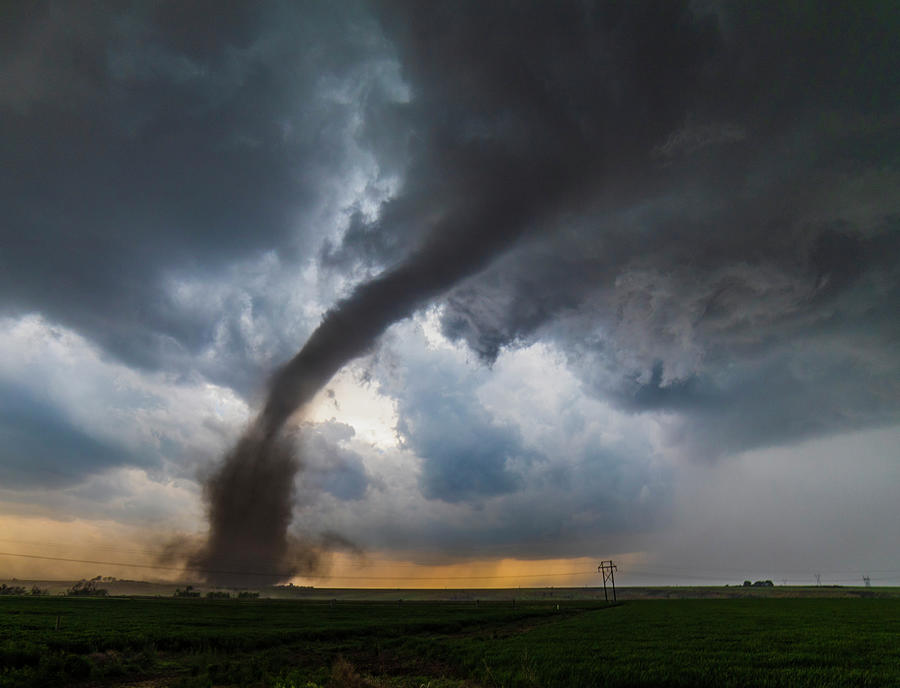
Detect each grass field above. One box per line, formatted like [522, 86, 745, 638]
[2, 594, 899, 687]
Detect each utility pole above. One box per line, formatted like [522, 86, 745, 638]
[863, 576, 871, 588]
[815, 573, 821, 587]
[598, 560, 617, 603]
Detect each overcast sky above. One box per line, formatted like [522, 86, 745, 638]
[1, 0, 898, 587]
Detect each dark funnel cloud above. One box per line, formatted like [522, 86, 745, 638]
[194, 102, 587, 584]
[189, 431, 299, 586]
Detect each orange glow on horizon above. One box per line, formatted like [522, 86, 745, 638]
[290, 552, 604, 589]
[0, 515, 645, 589]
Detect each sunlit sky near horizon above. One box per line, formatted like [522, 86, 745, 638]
[1, 1, 898, 588]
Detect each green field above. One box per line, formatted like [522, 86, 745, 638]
[2, 595, 899, 687]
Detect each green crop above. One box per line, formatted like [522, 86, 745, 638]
[1, 596, 898, 687]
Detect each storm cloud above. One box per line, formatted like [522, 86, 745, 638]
[1, 0, 404, 394]
[1, 1, 898, 579]
[350, 0, 900, 461]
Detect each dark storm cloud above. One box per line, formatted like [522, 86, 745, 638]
[3, 0, 899, 566]
[462, 213, 900, 458]
[0, 0, 401, 394]
[316, 0, 900, 459]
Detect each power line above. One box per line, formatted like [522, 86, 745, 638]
[0, 538, 163, 558]
[0, 551, 596, 582]
[622, 565, 900, 580]
[0, 538, 584, 571]
[3, 541, 898, 584]
[622, 568, 742, 582]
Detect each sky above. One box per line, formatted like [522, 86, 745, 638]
[1, 0, 898, 588]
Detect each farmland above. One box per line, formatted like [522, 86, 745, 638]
[2, 592, 899, 687]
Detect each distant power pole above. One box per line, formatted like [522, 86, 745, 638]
[863, 576, 871, 588]
[815, 574, 821, 587]
[598, 560, 617, 603]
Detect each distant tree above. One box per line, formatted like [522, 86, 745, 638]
[67, 580, 108, 596]
[174, 585, 201, 598]
[206, 591, 231, 599]
[30, 585, 48, 596]
[0, 584, 27, 595]
[237, 591, 259, 599]
[742, 580, 752, 587]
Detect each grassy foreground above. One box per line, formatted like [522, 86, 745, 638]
[2, 596, 898, 687]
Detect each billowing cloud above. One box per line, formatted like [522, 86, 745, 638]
[343, 1, 900, 459]
[0, 314, 249, 489]
[292, 321, 669, 560]
[296, 421, 370, 502]
[1, 1, 898, 581]
[387, 348, 531, 503]
[0, 0, 405, 394]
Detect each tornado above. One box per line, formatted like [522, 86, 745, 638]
[192, 154, 580, 586]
